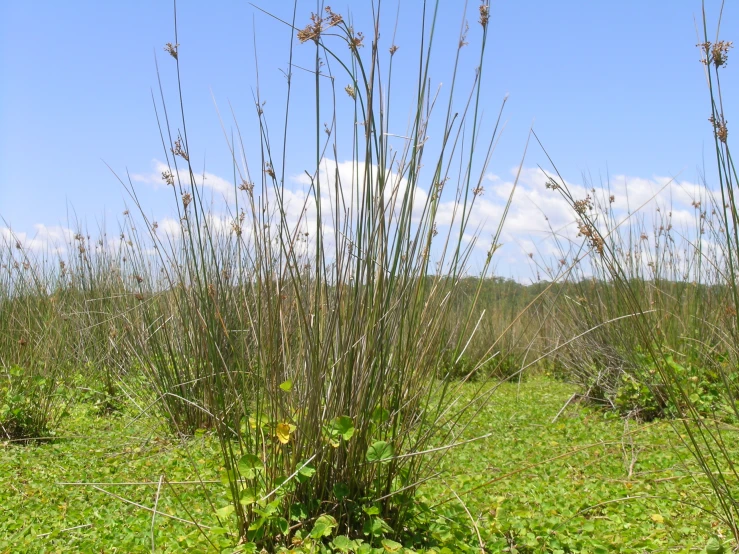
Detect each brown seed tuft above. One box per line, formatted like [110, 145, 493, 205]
[573, 195, 592, 216]
[164, 42, 179, 60]
[238, 179, 254, 194]
[162, 170, 175, 186]
[709, 115, 729, 143]
[298, 8, 343, 44]
[349, 29, 364, 51]
[479, 0, 490, 28]
[712, 40, 733, 68]
[172, 137, 189, 161]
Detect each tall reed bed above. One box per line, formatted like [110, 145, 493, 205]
[0, 224, 144, 438]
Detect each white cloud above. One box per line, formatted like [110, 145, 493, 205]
[1, 224, 75, 253]
[131, 159, 236, 203]
[3, 163, 716, 282]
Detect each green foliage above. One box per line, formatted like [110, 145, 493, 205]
[0, 365, 61, 440]
[0, 379, 721, 552]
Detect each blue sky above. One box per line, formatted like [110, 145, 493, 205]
[1, 1, 736, 279]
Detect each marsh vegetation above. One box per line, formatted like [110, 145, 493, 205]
[1, 1, 737, 552]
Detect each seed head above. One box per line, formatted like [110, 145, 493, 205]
[297, 8, 342, 44]
[239, 179, 254, 194]
[545, 178, 560, 191]
[348, 29, 365, 51]
[573, 195, 592, 215]
[164, 42, 179, 60]
[577, 220, 604, 255]
[162, 170, 175, 186]
[172, 137, 189, 161]
[325, 6, 343, 27]
[182, 192, 192, 209]
[345, 84, 356, 99]
[459, 22, 469, 48]
[709, 115, 729, 143]
[712, 40, 733, 68]
[699, 40, 734, 68]
[389, 44, 399, 56]
[479, 1, 490, 28]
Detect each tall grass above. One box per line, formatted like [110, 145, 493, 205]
[0, 238, 67, 439]
[0, 221, 155, 438]
[108, 0, 533, 545]
[537, 1, 739, 541]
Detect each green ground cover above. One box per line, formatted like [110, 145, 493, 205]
[0, 379, 719, 553]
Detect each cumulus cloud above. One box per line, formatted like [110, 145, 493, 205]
[1, 224, 75, 253]
[131, 159, 236, 203]
[4, 162, 714, 281]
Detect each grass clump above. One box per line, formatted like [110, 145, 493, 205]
[112, 1, 526, 547]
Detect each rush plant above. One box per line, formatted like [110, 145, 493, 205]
[117, 0, 526, 547]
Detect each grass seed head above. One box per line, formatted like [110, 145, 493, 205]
[479, 0, 490, 28]
[162, 170, 175, 186]
[238, 179, 254, 194]
[348, 29, 365, 51]
[297, 8, 343, 44]
[573, 195, 593, 215]
[164, 42, 179, 60]
[172, 138, 189, 161]
[711, 40, 733, 68]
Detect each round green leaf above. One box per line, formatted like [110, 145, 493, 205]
[366, 441, 394, 463]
